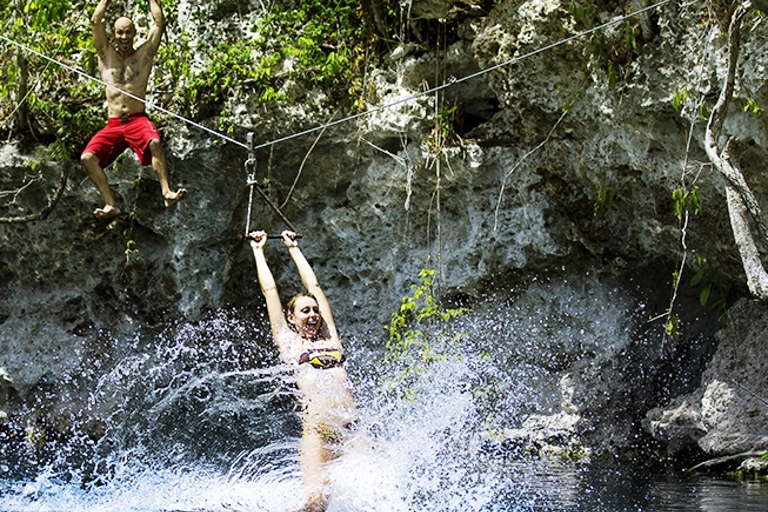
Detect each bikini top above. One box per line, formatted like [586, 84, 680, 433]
[298, 347, 346, 370]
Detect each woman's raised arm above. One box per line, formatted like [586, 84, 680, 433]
[248, 231, 290, 348]
[281, 231, 339, 342]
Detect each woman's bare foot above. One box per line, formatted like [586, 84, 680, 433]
[291, 493, 328, 512]
[163, 188, 188, 208]
[291, 501, 326, 512]
[94, 204, 122, 219]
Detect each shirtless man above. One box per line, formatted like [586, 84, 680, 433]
[81, 0, 186, 219]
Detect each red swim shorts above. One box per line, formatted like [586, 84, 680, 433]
[82, 113, 161, 168]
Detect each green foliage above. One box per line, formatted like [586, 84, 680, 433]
[0, 0, 94, 144]
[383, 268, 467, 398]
[584, 29, 619, 89]
[124, 237, 140, 257]
[672, 86, 690, 112]
[260, 1, 362, 81]
[123, 212, 143, 262]
[434, 105, 459, 141]
[593, 169, 614, 217]
[568, 1, 641, 89]
[204, 41, 278, 105]
[218, 109, 236, 135]
[622, 19, 638, 52]
[672, 186, 700, 220]
[690, 253, 729, 326]
[743, 97, 763, 117]
[1, 0, 369, 144]
[152, 0, 368, 119]
[665, 311, 680, 339]
[568, 0, 597, 24]
[698, 102, 710, 120]
[426, 104, 461, 151]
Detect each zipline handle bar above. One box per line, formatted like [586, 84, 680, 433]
[266, 234, 303, 240]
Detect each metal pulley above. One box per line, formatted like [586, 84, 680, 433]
[243, 131, 302, 239]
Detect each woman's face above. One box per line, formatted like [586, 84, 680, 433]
[288, 296, 322, 338]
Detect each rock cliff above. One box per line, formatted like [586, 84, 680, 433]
[1, 0, 767, 469]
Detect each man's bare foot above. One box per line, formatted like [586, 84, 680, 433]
[94, 204, 122, 219]
[163, 188, 188, 208]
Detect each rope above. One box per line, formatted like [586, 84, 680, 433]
[0, 0, 673, 153]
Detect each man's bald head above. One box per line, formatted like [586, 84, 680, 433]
[114, 16, 135, 32]
[113, 16, 137, 54]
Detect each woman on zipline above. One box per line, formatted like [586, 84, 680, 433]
[248, 230, 362, 512]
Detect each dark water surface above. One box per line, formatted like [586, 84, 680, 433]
[1, 461, 767, 511]
[546, 464, 768, 512]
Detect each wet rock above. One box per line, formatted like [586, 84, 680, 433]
[735, 456, 768, 477]
[644, 299, 768, 456]
[0, 367, 14, 420]
[502, 410, 591, 460]
[644, 399, 706, 455]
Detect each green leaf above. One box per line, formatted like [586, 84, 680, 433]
[690, 267, 706, 287]
[699, 284, 711, 307]
[666, 314, 680, 338]
[673, 86, 689, 111]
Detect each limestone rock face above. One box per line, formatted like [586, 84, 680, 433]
[471, 0, 756, 274]
[1, 0, 767, 462]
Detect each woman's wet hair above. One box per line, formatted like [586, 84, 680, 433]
[286, 292, 317, 314]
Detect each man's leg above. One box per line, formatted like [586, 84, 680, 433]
[148, 138, 187, 207]
[81, 151, 122, 219]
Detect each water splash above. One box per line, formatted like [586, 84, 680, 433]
[1, 277, 766, 512]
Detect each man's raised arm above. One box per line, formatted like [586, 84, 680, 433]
[92, 0, 110, 55]
[145, 0, 166, 54]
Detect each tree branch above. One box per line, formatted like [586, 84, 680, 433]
[703, 5, 768, 300]
[0, 161, 70, 223]
[688, 450, 766, 472]
[722, 139, 768, 240]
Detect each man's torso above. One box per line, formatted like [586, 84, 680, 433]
[99, 47, 154, 118]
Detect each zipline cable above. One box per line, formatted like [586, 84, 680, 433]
[249, 0, 675, 151]
[0, 0, 673, 153]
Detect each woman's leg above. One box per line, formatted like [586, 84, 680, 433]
[296, 429, 331, 512]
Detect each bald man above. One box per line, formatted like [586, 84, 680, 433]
[81, 0, 186, 219]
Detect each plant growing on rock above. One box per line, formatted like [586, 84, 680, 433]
[659, 3, 768, 336]
[161, 0, 367, 118]
[383, 268, 466, 400]
[743, 97, 763, 117]
[0, 0, 375, 222]
[568, 0, 646, 88]
[0, 0, 98, 223]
